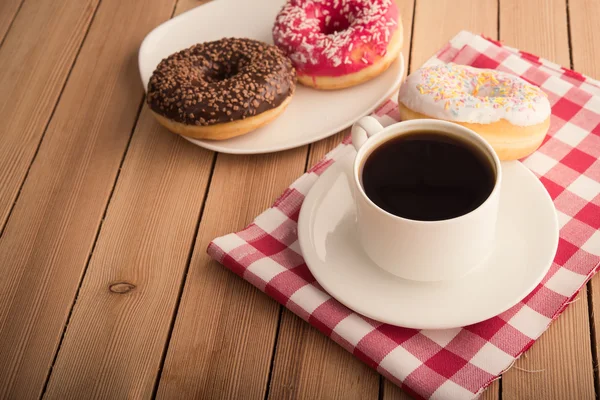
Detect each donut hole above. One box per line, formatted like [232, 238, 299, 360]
[202, 56, 254, 83]
[473, 85, 508, 98]
[469, 73, 513, 98]
[202, 64, 240, 82]
[323, 15, 351, 35]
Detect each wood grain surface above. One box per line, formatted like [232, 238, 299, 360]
[0, 0, 598, 398]
[0, 0, 177, 397]
[156, 146, 308, 399]
[268, 310, 380, 400]
[409, 0, 498, 69]
[0, 0, 100, 231]
[42, 0, 215, 398]
[500, 0, 596, 398]
[569, 0, 600, 76]
[43, 108, 214, 399]
[0, 0, 24, 45]
[499, 0, 571, 67]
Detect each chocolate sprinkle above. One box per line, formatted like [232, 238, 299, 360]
[147, 38, 296, 126]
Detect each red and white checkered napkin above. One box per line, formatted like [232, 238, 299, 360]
[208, 31, 600, 399]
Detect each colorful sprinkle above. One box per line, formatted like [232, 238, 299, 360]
[406, 64, 547, 114]
[399, 64, 551, 126]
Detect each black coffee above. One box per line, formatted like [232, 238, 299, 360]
[361, 132, 495, 221]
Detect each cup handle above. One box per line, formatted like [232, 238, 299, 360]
[351, 116, 384, 151]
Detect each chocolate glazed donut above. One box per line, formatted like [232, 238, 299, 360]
[147, 38, 296, 140]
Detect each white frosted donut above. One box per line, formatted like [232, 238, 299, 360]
[398, 64, 551, 160]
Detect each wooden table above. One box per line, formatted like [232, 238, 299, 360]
[0, 0, 598, 398]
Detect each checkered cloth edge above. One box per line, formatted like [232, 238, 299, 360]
[208, 31, 600, 400]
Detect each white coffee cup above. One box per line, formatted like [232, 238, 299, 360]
[350, 117, 502, 281]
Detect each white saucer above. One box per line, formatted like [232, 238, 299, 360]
[138, 0, 405, 154]
[298, 152, 559, 329]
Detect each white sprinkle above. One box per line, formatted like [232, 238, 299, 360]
[274, 0, 396, 71]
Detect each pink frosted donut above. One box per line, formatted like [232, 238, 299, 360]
[272, 0, 403, 89]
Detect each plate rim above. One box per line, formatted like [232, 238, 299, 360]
[137, 0, 406, 154]
[298, 154, 559, 329]
[183, 56, 404, 154]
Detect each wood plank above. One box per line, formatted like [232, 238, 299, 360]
[0, 0, 100, 231]
[0, 0, 24, 45]
[563, 0, 600, 396]
[478, 381, 501, 400]
[384, 380, 500, 400]
[156, 147, 308, 399]
[396, 0, 415, 70]
[569, 0, 600, 77]
[384, 0, 498, 398]
[502, 295, 595, 399]
[409, 0, 497, 70]
[500, 0, 570, 67]
[500, 0, 596, 398]
[43, 108, 214, 398]
[0, 0, 179, 397]
[308, 130, 349, 168]
[383, 382, 414, 400]
[268, 311, 379, 400]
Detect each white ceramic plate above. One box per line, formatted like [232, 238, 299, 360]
[298, 153, 559, 329]
[138, 0, 405, 154]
